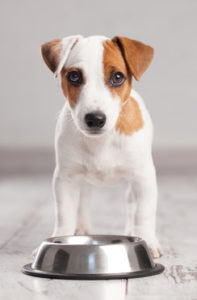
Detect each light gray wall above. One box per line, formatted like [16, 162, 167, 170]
[0, 0, 197, 148]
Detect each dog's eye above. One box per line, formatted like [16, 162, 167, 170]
[110, 72, 125, 87]
[67, 71, 82, 87]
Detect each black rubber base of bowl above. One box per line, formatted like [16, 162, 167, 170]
[22, 263, 164, 280]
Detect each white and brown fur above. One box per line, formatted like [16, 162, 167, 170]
[41, 35, 162, 258]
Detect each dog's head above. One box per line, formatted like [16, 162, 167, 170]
[41, 35, 154, 137]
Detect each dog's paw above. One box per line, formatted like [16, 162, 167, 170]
[148, 244, 163, 258]
[136, 233, 162, 258]
[146, 238, 163, 259]
[75, 227, 90, 235]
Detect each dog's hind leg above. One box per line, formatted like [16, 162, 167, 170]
[75, 182, 92, 235]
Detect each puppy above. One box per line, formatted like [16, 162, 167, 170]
[41, 35, 162, 258]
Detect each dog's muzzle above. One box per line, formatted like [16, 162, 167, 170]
[84, 111, 106, 132]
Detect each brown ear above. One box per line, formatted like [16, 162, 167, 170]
[41, 35, 82, 76]
[41, 39, 62, 74]
[112, 36, 154, 81]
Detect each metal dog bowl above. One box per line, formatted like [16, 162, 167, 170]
[22, 235, 164, 279]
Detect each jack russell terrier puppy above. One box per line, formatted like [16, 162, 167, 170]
[41, 35, 162, 258]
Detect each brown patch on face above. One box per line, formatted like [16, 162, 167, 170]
[103, 40, 132, 103]
[112, 36, 154, 81]
[116, 97, 144, 136]
[103, 40, 143, 136]
[61, 68, 84, 108]
[41, 39, 62, 73]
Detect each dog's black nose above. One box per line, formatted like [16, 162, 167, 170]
[85, 111, 106, 129]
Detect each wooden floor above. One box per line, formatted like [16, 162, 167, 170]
[0, 171, 197, 299]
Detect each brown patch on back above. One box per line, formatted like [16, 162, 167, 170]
[103, 40, 132, 103]
[41, 39, 62, 73]
[116, 97, 144, 136]
[61, 68, 83, 108]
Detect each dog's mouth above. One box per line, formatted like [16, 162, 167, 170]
[84, 128, 105, 136]
[76, 124, 106, 137]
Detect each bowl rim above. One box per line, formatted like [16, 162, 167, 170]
[22, 262, 164, 280]
[44, 234, 144, 247]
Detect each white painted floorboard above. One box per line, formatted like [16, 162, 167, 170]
[0, 174, 197, 299]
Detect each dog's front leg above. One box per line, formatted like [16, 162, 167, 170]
[52, 170, 80, 237]
[127, 164, 162, 258]
[75, 182, 92, 235]
[125, 184, 137, 236]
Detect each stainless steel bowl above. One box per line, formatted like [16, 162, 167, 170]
[22, 235, 164, 279]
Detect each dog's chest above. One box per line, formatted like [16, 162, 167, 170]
[79, 137, 132, 186]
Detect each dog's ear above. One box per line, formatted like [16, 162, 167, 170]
[112, 36, 154, 81]
[41, 35, 82, 77]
